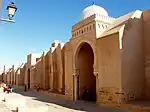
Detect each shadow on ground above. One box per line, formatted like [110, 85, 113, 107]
[13, 87, 130, 112]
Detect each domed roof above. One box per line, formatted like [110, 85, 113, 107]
[81, 4, 108, 20]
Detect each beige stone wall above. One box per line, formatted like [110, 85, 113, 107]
[35, 59, 43, 88]
[6, 72, 9, 84]
[19, 63, 26, 86]
[41, 52, 46, 90]
[8, 71, 11, 85]
[16, 67, 25, 86]
[49, 49, 53, 90]
[143, 10, 150, 99]
[64, 42, 74, 99]
[52, 44, 65, 93]
[97, 33, 122, 105]
[52, 47, 60, 92]
[15, 69, 19, 85]
[14, 71, 17, 85]
[61, 45, 65, 93]
[122, 17, 144, 101]
[25, 54, 31, 86]
[30, 67, 36, 89]
[45, 51, 50, 90]
[25, 54, 41, 88]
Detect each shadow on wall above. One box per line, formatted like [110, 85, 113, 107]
[13, 87, 128, 112]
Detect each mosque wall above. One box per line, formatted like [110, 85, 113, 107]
[121, 17, 144, 101]
[11, 66, 15, 85]
[7, 72, 10, 85]
[44, 51, 50, 90]
[55, 43, 65, 93]
[2, 4, 150, 108]
[97, 33, 122, 105]
[25, 54, 41, 88]
[64, 42, 74, 99]
[3, 74, 5, 83]
[61, 45, 66, 94]
[25, 54, 31, 86]
[35, 58, 43, 88]
[41, 52, 46, 90]
[49, 49, 53, 91]
[21, 64, 26, 85]
[30, 67, 36, 89]
[143, 10, 150, 99]
[15, 69, 19, 85]
[15, 67, 25, 86]
[49, 42, 65, 93]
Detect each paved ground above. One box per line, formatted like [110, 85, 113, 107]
[0, 86, 131, 112]
[0, 101, 10, 112]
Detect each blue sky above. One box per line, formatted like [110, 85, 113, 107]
[0, 0, 149, 71]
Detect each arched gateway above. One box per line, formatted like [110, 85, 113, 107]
[74, 42, 96, 102]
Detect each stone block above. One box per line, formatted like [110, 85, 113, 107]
[98, 87, 122, 106]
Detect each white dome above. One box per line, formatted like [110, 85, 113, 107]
[81, 5, 108, 20]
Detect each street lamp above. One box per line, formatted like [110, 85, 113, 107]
[0, 2, 17, 23]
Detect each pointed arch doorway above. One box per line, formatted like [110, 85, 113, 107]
[74, 42, 96, 102]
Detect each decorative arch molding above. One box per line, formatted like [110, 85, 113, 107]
[73, 39, 98, 76]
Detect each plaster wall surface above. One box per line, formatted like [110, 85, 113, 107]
[51, 46, 61, 92]
[25, 54, 41, 88]
[45, 51, 50, 90]
[143, 10, 150, 98]
[21, 64, 26, 85]
[25, 54, 31, 85]
[30, 67, 36, 89]
[35, 59, 43, 88]
[64, 42, 74, 99]
[54, 44, 65, 93]
[121, 17, 144, 101]
[97, 33, 121, 104]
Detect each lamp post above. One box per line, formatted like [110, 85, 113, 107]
[0, 2, 17, 23]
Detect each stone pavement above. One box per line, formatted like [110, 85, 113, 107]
[12, 86, 131, 112]
[0, 86, 132, 112]
[0, 101, 11, 112]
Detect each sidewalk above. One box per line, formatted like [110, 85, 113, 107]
[13, 86, 130, 112]
[0, 85, 132, 112]
[0, 101, 11, 112]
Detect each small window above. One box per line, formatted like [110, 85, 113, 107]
[98, 24, 100, 28]
[87, 27, 89, 31]
[90, 25, 92, 30]
[102, 24, 104, 29]
[93, 24, 95, 28]
[84, 28, 86, 32]
[77, 32, 78, 36]
[82, 30, 83, 34]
